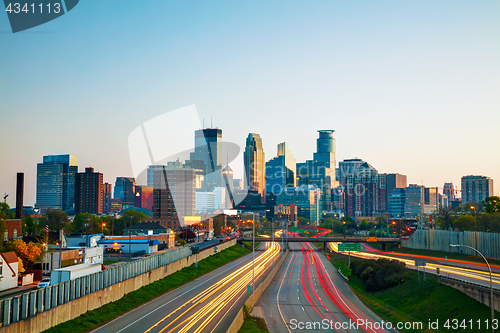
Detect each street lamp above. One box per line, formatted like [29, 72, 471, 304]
[450, 244, 494, 333]
[471, 205, 477, 232]
[101, 222, 106, 235]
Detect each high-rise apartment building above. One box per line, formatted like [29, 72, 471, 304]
[75, 167, 103, 214]
[151, 162, 196, 226]
[461, 175, 493, 204]
[424, 187, 439, 214]
[388, 188, 405, 218]
[244, 133, 265, 198]
[443, 182, 455, 202]
[404, 184, 424, 218]
[102, 183, 112, 214]
[266, 142, 296, 195]
[337, 158, 364, 187]
[35, 154, 78, 213]
[114, 177, 136, 209]
[386, 173, 407, 196]
[297, 130, 336, 211]
[344, 162, 387, 217]
[134, 186, 153, 211]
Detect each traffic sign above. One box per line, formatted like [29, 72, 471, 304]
[247, 285, 251, 294]
[338, 243, 361, 252]
[415, 260, 426, 266]
[366, 237, 377, 242]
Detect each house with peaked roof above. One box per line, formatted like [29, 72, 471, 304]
[0, 252, 19, 291]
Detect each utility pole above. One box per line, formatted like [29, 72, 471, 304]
[252, 218, 255, 294]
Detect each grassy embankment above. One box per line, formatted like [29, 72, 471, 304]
[327, 251, 499, 333]
[42, 245, 251, 333]
[243, 241, 261, 250]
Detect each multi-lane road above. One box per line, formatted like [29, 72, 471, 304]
[93, 242, 280, 333]
[258, 242, 395, 333]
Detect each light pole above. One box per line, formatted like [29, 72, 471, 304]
[471, 205, 477, 232]
[450, 244, 494, 333]
[272, 218, 274, 270]
[252, 218, 255, 294]
[101, 222, 106, 235]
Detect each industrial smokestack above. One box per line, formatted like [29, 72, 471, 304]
[15, 172, 24, 219]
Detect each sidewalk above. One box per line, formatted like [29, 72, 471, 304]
[0, 283, 38, 300]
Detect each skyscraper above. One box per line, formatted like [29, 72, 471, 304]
[114, 177, 136, 209]
[102, 183, 112, 213]
[296, 130, 336, 211]
[75, 167, 103, 215]
[35, 154, 78, 213]
[344, 162, 387, 217]
[443, 182, 455, 202]
[404, 184, 424, 218]
[386, 173, 407, 196]
[151, 162, 196, 227]
[461, 175, 494, 204]
[266, 142, 296, 195]
[193, 128, 223, 191]
[244, 133, 265, 198]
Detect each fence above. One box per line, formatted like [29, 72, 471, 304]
[0, 246, 192, 328]
[403, 229, 500, 260]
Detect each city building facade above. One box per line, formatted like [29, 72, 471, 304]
[75, 167, 103, 215]
[461, 175, 494, 204]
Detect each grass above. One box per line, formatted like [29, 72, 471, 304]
[238, 317, 270, 333]
[42, 245, 251, 333]
[243, 241, 261, 250]
[326, 251, 499, 332]
[238, 304, 270, 333]
[102, 260, 120, 265]
[369, 243, 500, 265]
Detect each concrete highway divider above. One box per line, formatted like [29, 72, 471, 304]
[226, 247, 290, 333]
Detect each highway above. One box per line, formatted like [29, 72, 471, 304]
[258, 242, 396, 333]
[92, 242, 280, 333]
[329, 242, 500, 290]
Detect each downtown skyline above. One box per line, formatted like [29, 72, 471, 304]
[1, 1, 499, 206]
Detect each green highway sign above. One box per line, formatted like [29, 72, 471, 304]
[338, 243, 361, 252]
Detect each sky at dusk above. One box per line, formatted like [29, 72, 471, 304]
[1, 0, 499, 207]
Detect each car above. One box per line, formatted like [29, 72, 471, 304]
[37, 278, 51, 289]
[224, 236, 230, 241]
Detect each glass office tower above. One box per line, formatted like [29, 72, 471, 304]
[35, 154, 78, 213]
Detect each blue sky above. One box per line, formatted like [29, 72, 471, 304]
[1, 0, 499, 206]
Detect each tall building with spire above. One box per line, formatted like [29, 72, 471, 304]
[244, 133, 265, 199]
[296, 130, 336, 211]
[185, 128, 222, 191]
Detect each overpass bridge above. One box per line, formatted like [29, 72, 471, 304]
[239, 236, 401, 251]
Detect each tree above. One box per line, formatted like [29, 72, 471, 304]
[2, 239, 43, 270]
[40, 209, 70, 232]
[375, 214, 387, 225]
[478, 213, 500, 233]
[483, 196, 500, 214]
[0, 202, 15, 220]
[22, 216, 37, 236]
[119, 210, 147, 235]
[72, 213, 102, 234]
[436, 206, 455, 230]
[453, 215, 475, 231]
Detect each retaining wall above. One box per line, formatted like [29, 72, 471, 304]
[403, 230, 500, 260]
[0, 240, 236, 333]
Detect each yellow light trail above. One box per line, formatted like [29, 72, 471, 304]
[143, 242, 281, 333]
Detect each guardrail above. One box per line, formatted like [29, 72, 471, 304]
[0, 246, 192, 327]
